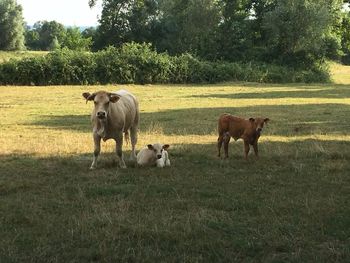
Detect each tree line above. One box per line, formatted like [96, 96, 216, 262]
[2, 0, 350, 66]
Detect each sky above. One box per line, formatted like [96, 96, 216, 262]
[17, 0, 102, 26]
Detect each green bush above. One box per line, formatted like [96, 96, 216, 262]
[95, 46, 132, 84]
[16, 56, 48, 85]
[0, 43, 330, 85]
[46, 50, 96, 85]
[118, 43, 172, 84]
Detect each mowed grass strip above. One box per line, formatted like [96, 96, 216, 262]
[0, 82, 349, 262]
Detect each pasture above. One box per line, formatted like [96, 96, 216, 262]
[1, 75, 350, 261]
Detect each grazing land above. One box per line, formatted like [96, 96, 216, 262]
[0, 68, 349, 262]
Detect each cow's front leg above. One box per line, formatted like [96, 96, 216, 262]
[91, 133, 101, 170]
[115, 132, 126, 168]
[129, 126, 138, 162]
[253, 142, 259, 159]
[244, 140, 250, 160]
[165, 152, 171, 166]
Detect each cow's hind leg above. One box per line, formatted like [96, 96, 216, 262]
[91, 134, 101, 170]
[244, 140, 250, 160]
[129, 126, 138, 162]
[115, 132, 126, 168]
[223, 133, 231, 158]
[217, 133, 224, 157]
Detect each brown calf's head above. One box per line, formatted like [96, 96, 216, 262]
[249, 117, 270, 133]
[82, 91, 120, 120]
[147, 143, 170, 159]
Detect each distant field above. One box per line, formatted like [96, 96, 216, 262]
[0, 51, 48, 63]
[0, 64, 349, 261]
[330, 62, 350, 84]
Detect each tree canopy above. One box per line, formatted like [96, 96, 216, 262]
[86, 0, 347, 65]
[25, 21, 92, 51]
[0, 0, 25, 50]
[4, 0, 350, 66]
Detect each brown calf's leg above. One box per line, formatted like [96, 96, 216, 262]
[244, 140, 250, 160]
[223, 133, 231, 158]
[253, 142, 259, 159]
[217, 134, 224, 157]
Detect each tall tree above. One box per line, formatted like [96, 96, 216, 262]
[263, 0, 333, 64]
[61, 27, 92, 51]
[215, 0, 252, 60]
[156, 0, 220, 57]
[25, 25, 40, 50]
[26, 21, 66, 50]
[249, 0, 277, 45]
[89, 0, 159, 48]
[340, 9, 350, 63]
[0, 0, 25, 50]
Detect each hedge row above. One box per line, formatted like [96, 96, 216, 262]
[0, 43, 330, 85]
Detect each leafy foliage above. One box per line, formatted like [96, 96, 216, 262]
[341, 12, 350, 63]
[62, 27, 92, 51]
[0, 43, 329, 85]
[87, 0, 348, 67]
[263, 0, 331, 65]
[0, 0, 25, 50]
[92, 0, 160, 48]
[25, 21, 92, 51]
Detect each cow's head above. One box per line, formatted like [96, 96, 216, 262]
[249, 117, 270, 133]
[147, 143, 170, 159]
[82, 91, 120, 120]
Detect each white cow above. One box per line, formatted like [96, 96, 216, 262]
[137, 143, 171, 168]
[82, 89, 139, 169]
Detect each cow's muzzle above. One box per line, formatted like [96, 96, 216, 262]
[257, 128, 262, 132]
[97, 111, 106, 119]
[156, 154, 162, 159]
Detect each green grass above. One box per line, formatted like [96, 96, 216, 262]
[0, 70, 350, 261]
[0, 51, 48, 63]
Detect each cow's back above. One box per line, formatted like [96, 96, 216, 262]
[109, 90, 139, 130]
[137, 148, 155, 166]
[218, 113, 249, 140]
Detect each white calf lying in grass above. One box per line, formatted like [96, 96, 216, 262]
[137, 143, 171, 167]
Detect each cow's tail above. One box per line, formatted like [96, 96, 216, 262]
[124, 130, 130, 145]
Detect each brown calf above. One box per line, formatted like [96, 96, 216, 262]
[217, 113, 269, 160]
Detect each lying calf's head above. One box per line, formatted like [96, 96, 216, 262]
[147, 143, 170, 159]
[249, 117, 270, 133]
[82, 91, 120, 120]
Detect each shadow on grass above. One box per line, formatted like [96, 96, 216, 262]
[1, 140, 350, 262]
[31, 104, 350, 136]
[30, 114, 91, 132]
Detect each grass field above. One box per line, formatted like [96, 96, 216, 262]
[1, 70, 350, 261]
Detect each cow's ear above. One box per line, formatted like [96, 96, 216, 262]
[82, 92, 95, 103]
[163, 144, 170, 150]
[108, 93, 120, 103]
[249, 118, 255, 122]
[147, 144, 154, 150]
[264, 118, 270, 123]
